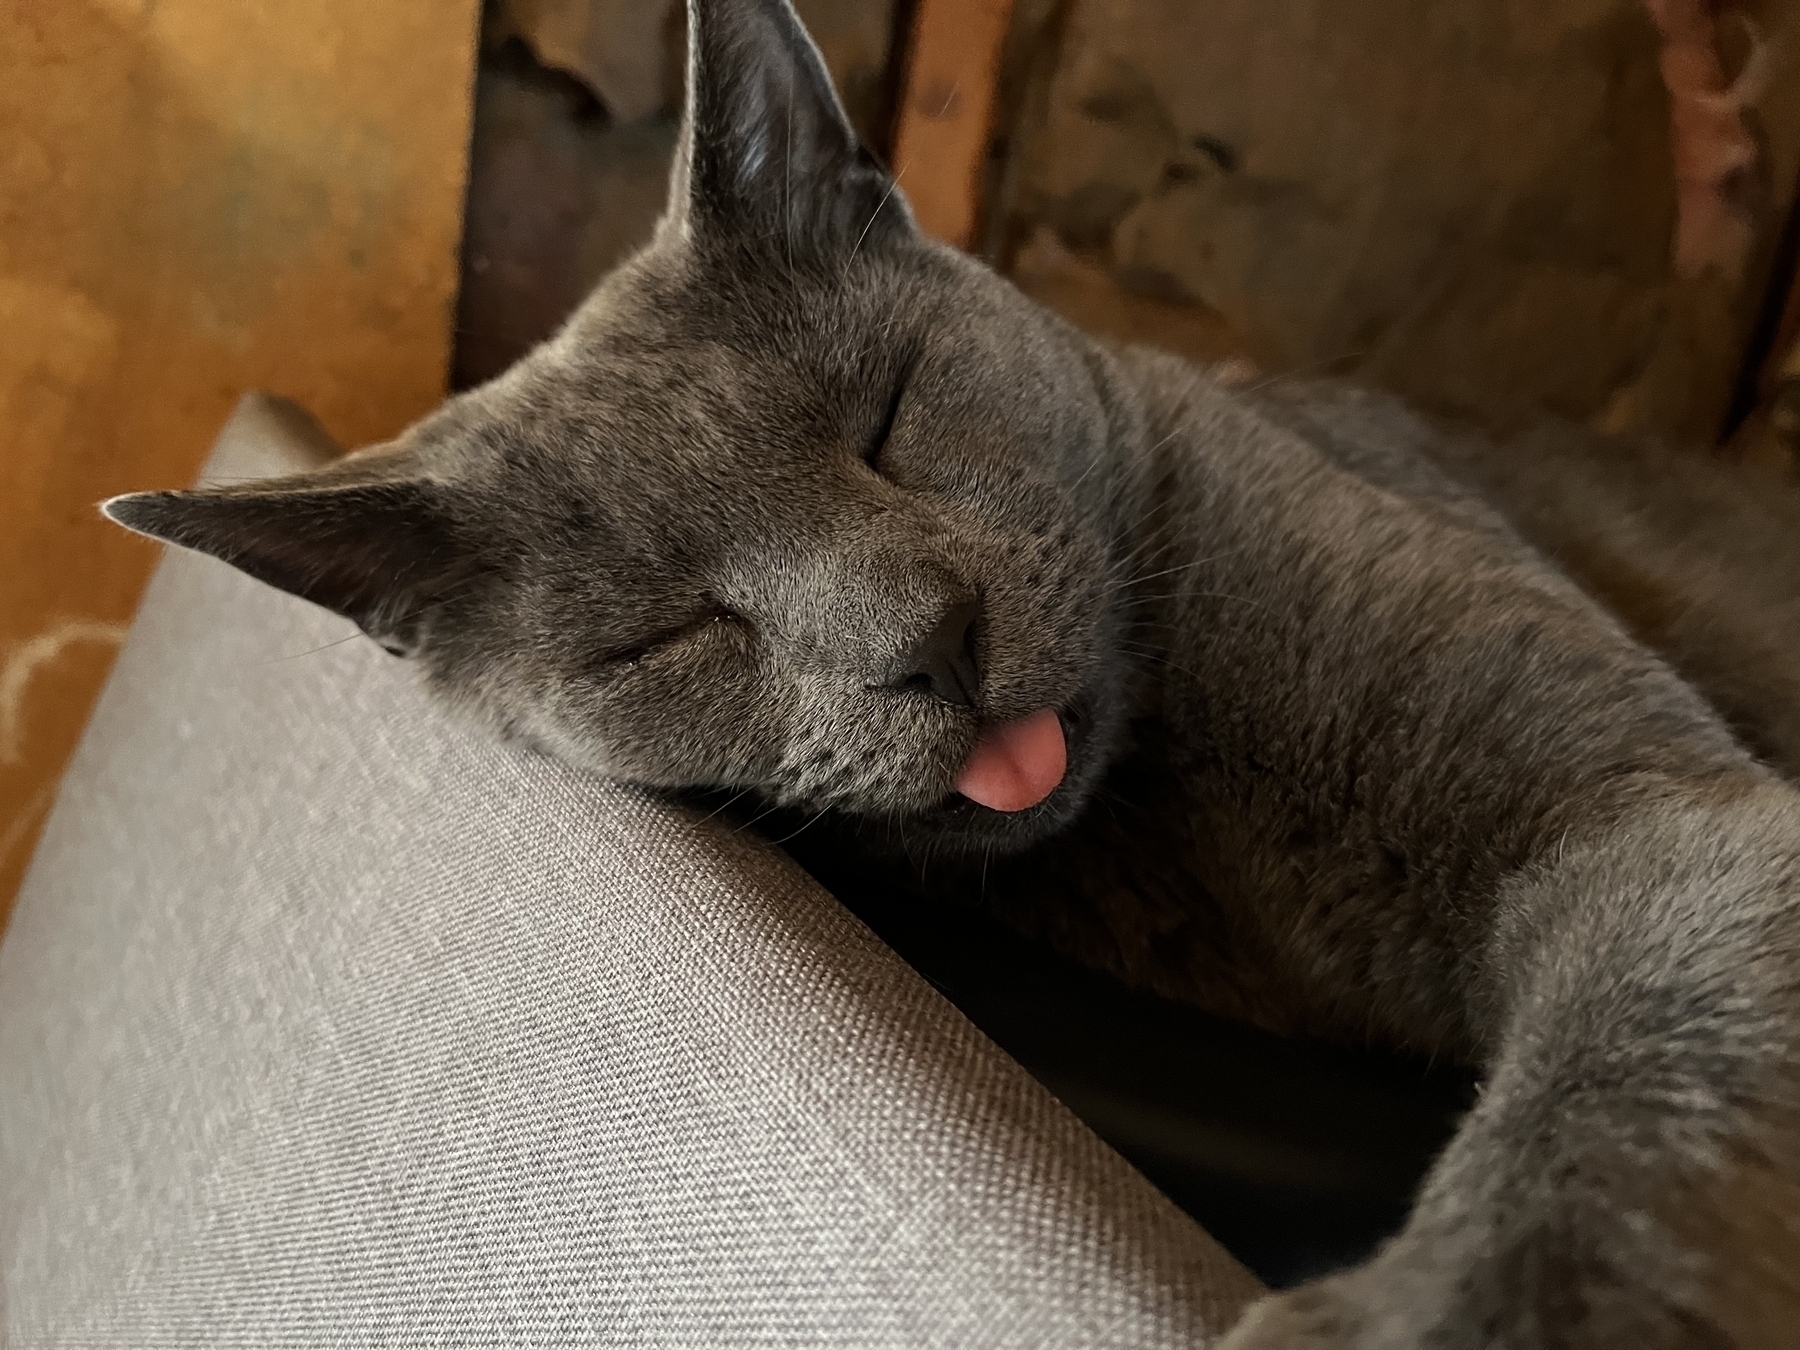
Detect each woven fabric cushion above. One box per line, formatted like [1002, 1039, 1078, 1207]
[0, 394, 1260, 1347]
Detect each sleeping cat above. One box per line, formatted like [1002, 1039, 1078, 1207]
[103, 0, 1800, 1344]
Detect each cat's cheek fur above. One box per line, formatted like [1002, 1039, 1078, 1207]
[768, 687, 972, 814]
[507, 658, 779, 788]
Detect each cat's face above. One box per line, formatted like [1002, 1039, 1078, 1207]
[104, 0, 1139, 857]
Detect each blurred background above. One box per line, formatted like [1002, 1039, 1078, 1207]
[4, 0, 1799, 955]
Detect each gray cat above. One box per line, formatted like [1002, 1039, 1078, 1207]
[103, 0, 1800, 1344]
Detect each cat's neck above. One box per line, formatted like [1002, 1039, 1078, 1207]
[1080, 341, 1290, 716]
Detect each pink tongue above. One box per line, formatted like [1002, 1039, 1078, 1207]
[956, 709, 1067, 812]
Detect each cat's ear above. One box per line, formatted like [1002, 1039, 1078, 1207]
[667, 0, 913, 252]
[102, 468, 471, 658]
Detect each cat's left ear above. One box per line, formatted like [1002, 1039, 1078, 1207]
[102, 462, 475, 658]
[667, 0, 913, 253]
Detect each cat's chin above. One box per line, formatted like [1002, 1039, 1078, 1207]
[680, 699, 1116, 864]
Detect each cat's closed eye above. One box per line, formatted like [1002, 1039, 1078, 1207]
[863, 371, 910, 472]
[597, 602, 746, 671]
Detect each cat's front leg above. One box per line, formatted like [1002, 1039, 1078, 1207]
[1221, 1091, 1800, 1350]
[1223, 789, 1800, 1349]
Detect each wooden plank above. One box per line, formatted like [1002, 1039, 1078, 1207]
[0, 0, 481, 926]
[890, 0, 1015, 247]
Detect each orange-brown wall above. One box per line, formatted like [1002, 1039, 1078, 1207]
[1, 1, 481, 924]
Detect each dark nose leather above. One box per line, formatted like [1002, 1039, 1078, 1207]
[897, 597, 982, 707]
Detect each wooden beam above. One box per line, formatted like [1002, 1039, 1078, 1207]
[890, 0, 1015, 248]
[0, 0, 481, 926]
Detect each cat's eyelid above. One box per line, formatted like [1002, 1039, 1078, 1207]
[864, 365, 912, 467]
[599, 599, 744, 670]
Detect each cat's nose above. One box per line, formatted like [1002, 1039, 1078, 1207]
[895, 597, 982, 707]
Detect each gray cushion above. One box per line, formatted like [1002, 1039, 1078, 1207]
[0, 393, 1261, 1347]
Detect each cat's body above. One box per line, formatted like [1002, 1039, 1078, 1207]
[105, 1, 1800, 1344]
[983, 358, 1800, 1052]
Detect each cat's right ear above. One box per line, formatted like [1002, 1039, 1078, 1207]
[102, 467, 475, 658]
[665, 0, 913, 254]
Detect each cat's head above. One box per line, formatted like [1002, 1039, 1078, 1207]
[105, 0, 1145, 858]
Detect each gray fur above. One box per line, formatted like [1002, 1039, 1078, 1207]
[103, 1, 1800, 1343]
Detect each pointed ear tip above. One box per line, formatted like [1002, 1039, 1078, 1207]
[100, 491, 180, 534]
[99, 492, 142, 524]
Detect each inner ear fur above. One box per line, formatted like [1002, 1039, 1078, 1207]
[667, 0, 912, 254]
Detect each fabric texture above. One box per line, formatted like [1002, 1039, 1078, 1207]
[0, 393, 1261, 1347]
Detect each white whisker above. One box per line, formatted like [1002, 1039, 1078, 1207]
[846, 171, 903, 271]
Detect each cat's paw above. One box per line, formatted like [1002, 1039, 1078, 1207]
[1214, 1248, 1764, 1350]
[1216, 1276, 1384, 1350]
[1217, 1268, 1508, 1350]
